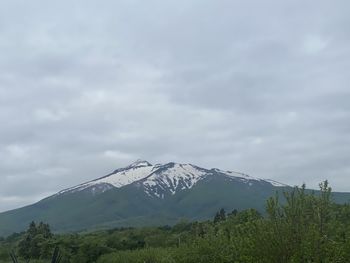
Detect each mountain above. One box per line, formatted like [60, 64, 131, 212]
[0, 160, 349, 237]
[56, 160, 287, 198]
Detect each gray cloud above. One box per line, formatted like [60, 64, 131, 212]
[0, 0, 349, 211]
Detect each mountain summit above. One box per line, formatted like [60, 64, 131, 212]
[125, 159, 152, 169]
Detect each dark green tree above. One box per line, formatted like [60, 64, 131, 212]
[214, 208, 226, 223]
[17, 221, 53, 260]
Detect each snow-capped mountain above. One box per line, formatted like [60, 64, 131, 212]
[1, 159, 349, 237]
[58, 160, 287, 197]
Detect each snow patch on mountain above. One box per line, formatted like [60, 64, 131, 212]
[96, 164, 153, 188]
[264, 179, 288, 187]
[217, 169, 262, 182]
[143, 163, 207, 196]
[58, 160, 153, 195]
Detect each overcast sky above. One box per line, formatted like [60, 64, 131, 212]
[0, 0, 349, 212]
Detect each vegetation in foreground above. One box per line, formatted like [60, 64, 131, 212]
[1, 181, 350, 262]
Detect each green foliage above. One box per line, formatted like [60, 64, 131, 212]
[97, 248, 175, 263]
[2, 181, 350, 262]
[17, 221, 53, 260]
[9, 247, 61, 263]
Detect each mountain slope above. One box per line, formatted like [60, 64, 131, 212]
[0, 160, 348, 236]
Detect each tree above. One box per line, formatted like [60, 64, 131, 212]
[219, 208, 226, 221]
[10, 247, 61, 263]
[228, 209, 238, 217]
[214, 208, 226, 223]
[17, 221, 53, 260]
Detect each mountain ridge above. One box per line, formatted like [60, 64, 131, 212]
[55, 160, 287, 198]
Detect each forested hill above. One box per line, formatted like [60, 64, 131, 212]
[1, 182, 350, 262]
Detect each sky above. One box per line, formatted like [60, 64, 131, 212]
[0, 0, 349, 212]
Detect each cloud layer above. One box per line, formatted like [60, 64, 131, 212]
[0, 0, 349, 211]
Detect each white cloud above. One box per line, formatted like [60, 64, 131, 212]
[34, 108, 67, 122]
[302, 35, 330, 54]
[5, 145, 28, 158]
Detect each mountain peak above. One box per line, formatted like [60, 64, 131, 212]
[127, 159, 152, 168]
